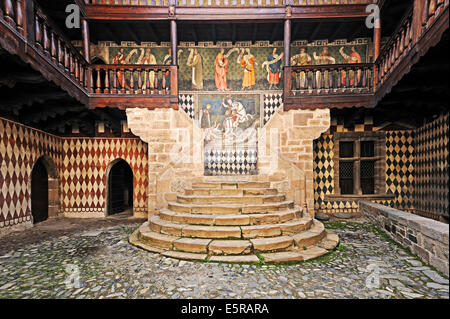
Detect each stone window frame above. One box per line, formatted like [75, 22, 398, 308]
[332, 131, 387, 197]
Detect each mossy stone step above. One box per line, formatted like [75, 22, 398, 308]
[292, 221, 326, 248]
[161, 251, 207, 261]
[192, 182, 270, 189]
[318, 230, 340, 250]
[177, 194, 286, 205]
[168, 201, 294, 215]
[173, 238, 212, 253]
[261, 251, 305, 263]
[184, 188, 278, 196]
[138, 224, 179, 249]
[209, 255, 260, 263]
[159, 208, 302, 226]
[250, 236, 294, 252]
[208, 240, 253, 255]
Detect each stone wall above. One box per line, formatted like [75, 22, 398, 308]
[126, 107, 330, 217]
[360, 201, 449, 276]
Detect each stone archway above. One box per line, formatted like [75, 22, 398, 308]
[31, 155, 59, 224]
[106, 159, 134, 216]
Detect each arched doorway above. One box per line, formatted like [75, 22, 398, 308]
[107, 159, 134, 216]
[31, 158, 49, 224]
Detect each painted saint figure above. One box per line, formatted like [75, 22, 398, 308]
[199, 104, 212, 129]
[339, 46, 362, 86]
[313, 46, 336, 88]
[112, 48, 137, 90]
[137, 48, 156, 89]
[238, 48, 257, 90]
[221, 99, 253, 137]
[214, 48, 237, 92]
[186, 48, 203, 90]
[290, 47, 312, 89]
[262, 48, 283, 89]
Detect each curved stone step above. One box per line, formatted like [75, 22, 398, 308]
[292, 220, 326, 248]
[192, 182, 270, 189]
[150, 215, 313, 239]
[161, 251, 207, 261]
[138, 224, 179, 250]
[209, 255, 260, 263]
[159, 208, 304, 226]
[173, 238, 211, 253]
[177, 194, 286, 205]
[250, 236, 294, 252]
[261, 246, 329, 263]
[182, 225, 242, 239]
[318, 230, 340, 250]
[168, 201, 294, 215]
[184, 188, 279, 196]
[297, 246, 329, 261]
[208, 240, 253, 255]
[278, 217, 313, 235]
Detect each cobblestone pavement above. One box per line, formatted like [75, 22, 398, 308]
[0, 217, 448, 299]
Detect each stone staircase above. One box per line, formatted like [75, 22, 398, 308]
[129, 181, 339, 263]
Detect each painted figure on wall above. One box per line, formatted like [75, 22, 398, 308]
[200, 104, 212, 129]
[221, 98, 253, 137]
[262, 48, 283, 89]
[291, 47, 312, 89]
[112, 48, 137, 90]
[186, 48, 203, 90]
[137, 48, 156, 89]
[215, 49, 230, 91]
[313, 46, 336, 87]
[339, 46, 362, 86]
[238, 48, 256, 90]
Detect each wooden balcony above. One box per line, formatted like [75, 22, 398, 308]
[88, 64, 179, 109]
[284, 63, 374, 109]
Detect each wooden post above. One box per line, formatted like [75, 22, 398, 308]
[170, 20, 177, 66]
[283, 18, 291, 106]
[373, 15, 381, 91]
[82, 18, 90, 63]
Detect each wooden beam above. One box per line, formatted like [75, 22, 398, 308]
[82, 18, 90, 63]
[284, 19, 291, 67]
[171, 20, 177, 65]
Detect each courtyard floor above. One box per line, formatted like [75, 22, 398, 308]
[0, 215, 448, 299]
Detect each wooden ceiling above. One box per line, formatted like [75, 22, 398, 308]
[35, 0, 411, 45]
[332, 29, 449, 129]
[0, 49, 126, 137]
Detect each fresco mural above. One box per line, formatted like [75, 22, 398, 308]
[197, 93, 260, 176]
[79, 39, 370, 176]
[84, 39, 370, 92]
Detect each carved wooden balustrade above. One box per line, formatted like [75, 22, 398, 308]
[0, 0, 26, 36]
[421, 0, 448, 34]
[87, 64, 179, 108]
[87, 0, 374, 6]
[90, 64, 177, 95]
[34, 3, 89, 91]
[288, 63, 373, 95]
[374, 7, 413, 89]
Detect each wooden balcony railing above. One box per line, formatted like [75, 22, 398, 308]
[33, 3, 89, 91]
[90, 64, 178, 96]
[86, 0, 374, 6]
[421, 0, 448, 35]
[88, 0, 169, 5]
[374, 7, 413, 89]
[287, 63, 373, 95]
[1, 0, 26, 36]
